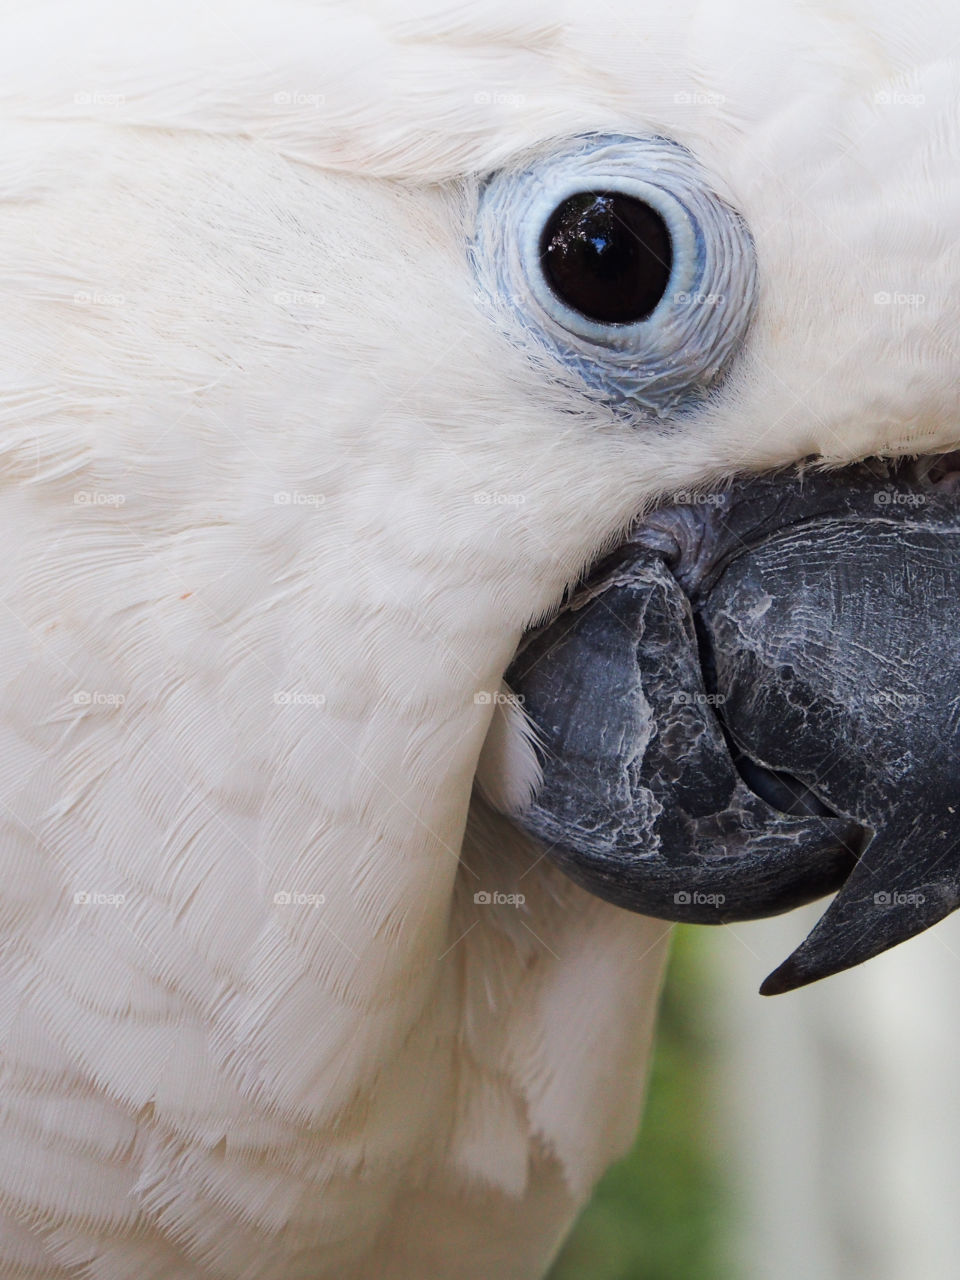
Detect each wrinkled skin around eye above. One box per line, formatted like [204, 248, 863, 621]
[472, 133, 758, 417]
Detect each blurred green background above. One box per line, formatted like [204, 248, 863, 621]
[547, 927, 735, 1280]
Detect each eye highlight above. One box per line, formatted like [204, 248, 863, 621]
[539, 191, 673, 325]
[472, 134, 758, 419]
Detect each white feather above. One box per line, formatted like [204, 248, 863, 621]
[0, 0, 955, 1275]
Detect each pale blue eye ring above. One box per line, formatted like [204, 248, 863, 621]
[472, 134, 758, 419]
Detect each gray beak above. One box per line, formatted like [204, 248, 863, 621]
[505, 458, 960, 994]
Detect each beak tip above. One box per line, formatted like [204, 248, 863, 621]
[759, 948, 829, 995]
[758, 961, 805, 997]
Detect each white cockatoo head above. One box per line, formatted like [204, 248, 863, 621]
[2, 0, 960, 1276]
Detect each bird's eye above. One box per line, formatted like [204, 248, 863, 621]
[539, 192, 673, 324]
[472, 135, 758, 418]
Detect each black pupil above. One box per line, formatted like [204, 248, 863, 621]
[539, 191, 673, 324]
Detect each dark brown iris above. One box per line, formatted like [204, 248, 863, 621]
[539, 191, 673, 324]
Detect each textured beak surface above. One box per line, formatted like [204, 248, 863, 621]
[506, 460, 960, 993]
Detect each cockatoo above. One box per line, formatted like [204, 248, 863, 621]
[1, 1, 959, 1277]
